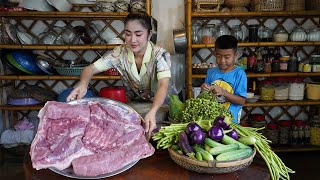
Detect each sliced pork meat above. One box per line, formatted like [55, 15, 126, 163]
[72, 135, 155, 177]
[30, 100, 155, 176]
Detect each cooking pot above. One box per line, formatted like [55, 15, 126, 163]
[99, 87, 127, 103]
[173, 28, 187, 54]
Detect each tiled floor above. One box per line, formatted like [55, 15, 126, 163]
[0, 147, 319, 180]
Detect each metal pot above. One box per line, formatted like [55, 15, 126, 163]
[173, 28, 187, 54]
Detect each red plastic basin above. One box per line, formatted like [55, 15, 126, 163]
[99, 86, 127, 103]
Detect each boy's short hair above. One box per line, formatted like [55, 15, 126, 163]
[215, 35, 238, 52]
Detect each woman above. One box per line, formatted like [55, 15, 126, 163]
[67, 12, 177, 140]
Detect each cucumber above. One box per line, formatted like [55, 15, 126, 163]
[205, 138, 224, 148]
[221, 134, 251, 149]
[238, 136, 256, 145]
[204, 143, 212, 152]
[209, 143, 239, 156]
[195, 151, 203, 161]
[216, 148, 253, 161]
[192, 146, 214, 162]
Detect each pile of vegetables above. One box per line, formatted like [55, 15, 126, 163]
[154, 94, 295, 180]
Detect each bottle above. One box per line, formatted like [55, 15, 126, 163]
[288, 46, 298, 72]
[247, 49, 257, 72]
[274, 47, 281, 61]
[304, 123, 310, 145]
[256, 49, 264, 72]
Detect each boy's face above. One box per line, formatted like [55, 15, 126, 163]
[214, 48, 237, 72]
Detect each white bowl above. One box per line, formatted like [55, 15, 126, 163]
[246, 95, 260, 103]
[46, 0, 73, 12]
[246, 92, 254, 98]
[17, 31, 34, 44]
[107, 38, 124, 45]
[19, 0, 55, 11]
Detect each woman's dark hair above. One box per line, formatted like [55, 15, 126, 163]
[215, 35, 238, 52]
[124, 12, 152, 32]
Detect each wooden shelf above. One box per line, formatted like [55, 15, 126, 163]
[192, 72, 320, 79]
[0, 75, 121, 80]
[244, 100, 320, 107]
[272, 145, 320, 153]
[191, 10, 320, 18]
[0, 44, 118, 50]
[0, 105, 43, 111]
[191, 42, 320, 48]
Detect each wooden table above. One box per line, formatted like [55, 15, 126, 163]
[24, 150, 271, 180]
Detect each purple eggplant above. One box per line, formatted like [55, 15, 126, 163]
[227, 129, 239, 140]
[186, 122, 202, 135]
[214, 116, 229, 130]
[190, 130, 205, 145]
[178, 131, 195, 159]
[208, 126, 224, 141]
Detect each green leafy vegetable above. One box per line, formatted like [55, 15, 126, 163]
[169, 94, 185, 120]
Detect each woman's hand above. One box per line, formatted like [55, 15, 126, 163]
[143, 110, 157, 141]
[66, 84, 88, 102]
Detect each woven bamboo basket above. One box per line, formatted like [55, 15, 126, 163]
[194, 0, 224, 12]
[252, 0, 284, 11]
[285, 0, 305, 11]
[168, 147, 256, 174]
[305, 0, 320, 10]
[224, 0, 250, 12]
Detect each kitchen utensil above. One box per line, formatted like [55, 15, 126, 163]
[12, 51, 44, 75]
[17, 31, 34, 44]
[99, 87, 127, 103]
[35, 58, 57, 75]
[173, 28, 187, 54]
[4, 24, 20, 44]
[45, 0, 73, 12]
[19, 0, 55, 11]
[6, 53, 33, 74]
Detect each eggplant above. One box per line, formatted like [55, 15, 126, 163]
[190, 130, 205, 145]
[178, 131, 195, 159]
[214, 116, 229, 130]
[227, 129, 239, 140]
[186, 122, 202, 135]
[208, 126, 224, 141]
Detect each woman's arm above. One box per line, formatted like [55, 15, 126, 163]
[144, 77, 170, 140]
[66, 64, 100, 101]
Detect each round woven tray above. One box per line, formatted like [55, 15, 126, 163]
[168, 147, 256, 174]
[24, 85, 57, 102]
[9, 89, 31, 98]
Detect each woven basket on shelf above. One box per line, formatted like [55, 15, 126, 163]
[252, 0, 284, 11]
[224, 0, 250, 12]
[305, 0, 320, 10]
[168, 147, 256, 174]
[194, 0, 224, 12]
[286, 0, 305, 11]
[54, 66, 84, 76]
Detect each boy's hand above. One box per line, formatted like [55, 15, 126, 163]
[201, 83, 212, 92]
[212, 85, 226, 96]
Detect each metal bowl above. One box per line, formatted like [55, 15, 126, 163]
[173, 28, 187, 54]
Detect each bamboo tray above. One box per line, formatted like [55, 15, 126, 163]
[168, 147, 256, 174]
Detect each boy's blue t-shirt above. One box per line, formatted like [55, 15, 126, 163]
[204, 67, 247, 123]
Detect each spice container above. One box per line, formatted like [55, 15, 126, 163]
[310, 119, 320, 146]
[260, 80, 275, 101]
[265, 123, 279, 145]
[201, 24, 215, 44]
[279, 56, 289, 71]
[273, 27, 289, 42]
[279, 120, 291, 145]
[288, 77, 305, 100]
[274, 77, 289, 100]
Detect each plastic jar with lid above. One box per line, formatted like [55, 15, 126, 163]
[278, 120, 291, 145]
[272, 59, 280, 72]
[279, 56, 289, 71]
[260, 80, 275, 101]
[274, 77, 289, 100]
[310, 119, 320, 146]
[250, 114, 266, 128]
[265, 123, 279, 145]
[288, 77, 305, 100]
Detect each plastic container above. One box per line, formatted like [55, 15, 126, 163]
[279, 56, 289, 71]
[278, 120, 291, 145]
[310, 119, 320, 146]
[250, 114, 266, 128]
[272, 59, 280, 72]
[273, 27, 289, 42]
[274, 77, 289, 100]
[288, 77, 305, 100]
[265, 123, 279, 145]
[306, 83, 320, 100]
[260, 80, 275, 101]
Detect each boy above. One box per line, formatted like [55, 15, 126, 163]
[201, 35, 247, 123]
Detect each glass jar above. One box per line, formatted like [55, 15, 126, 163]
[265, 123, 279, 145]
[231, 25, 244, 42]
[272, 59, 280, 72]
[279, 56, 289, 71]
[307, 27, 320, 42]
[260, 80, 275, 101]
[279, 120, 291, 145]
[274, 77, 289, 100]
[130, 0, 146, 12]
[248, 24, 259, 42]
[310, 119, 320, 146]
[290, 26, 307, 42]
[273, 27, 289, 42]
[216, 23, 230, 39]
[201, 24, 215, 44]
[288, 77, 305, 100]
[260, 27, 273, 42]
[192, 22, 202, 44]
[250, 114, 266, 128]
